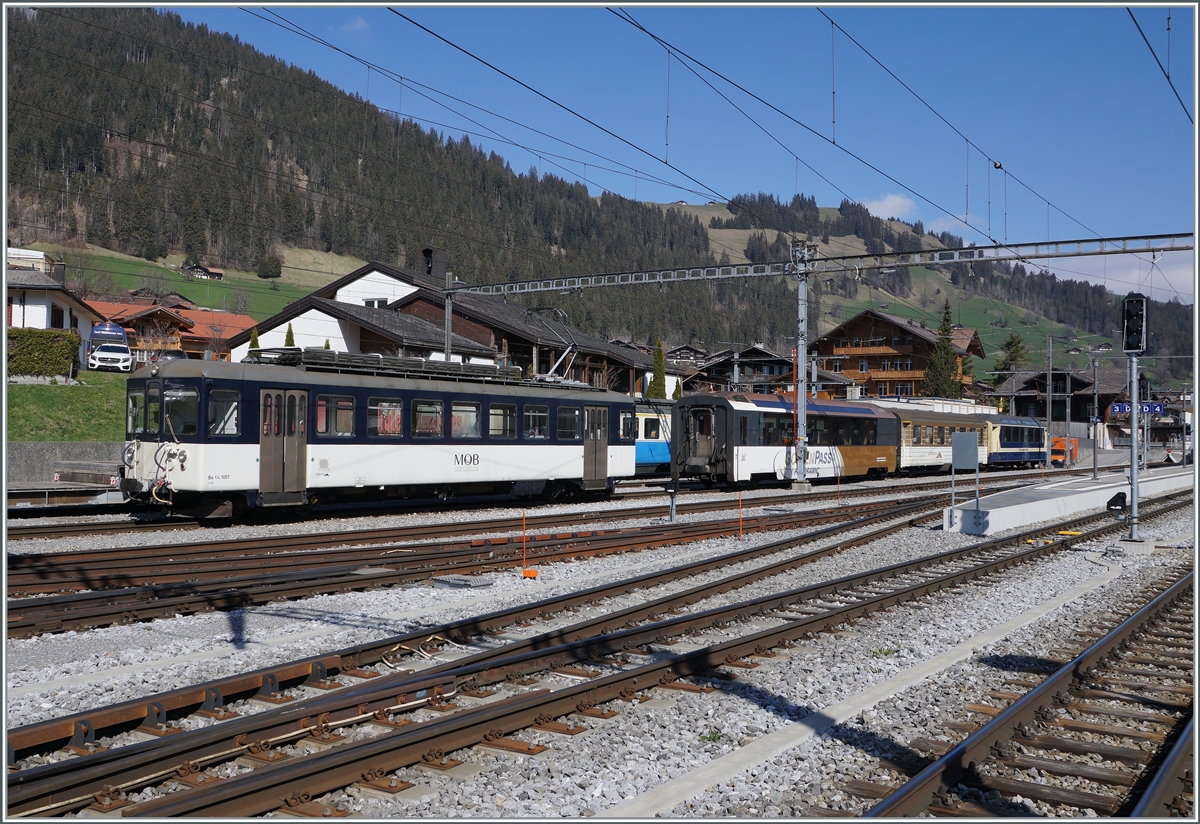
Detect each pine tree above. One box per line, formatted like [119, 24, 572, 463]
[249, 327, 259, 349]
[672, 379, 682, 400]
[993, 330, 1030, 388]
[922, 299, 960, 399]
[647, 339, 667, 399]
[285, 323, 295, 347]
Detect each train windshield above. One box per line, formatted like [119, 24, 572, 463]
[163, 387, 200, 438]
[126, 389, 146, 439]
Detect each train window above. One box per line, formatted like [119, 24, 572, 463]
[557, 406, 581, 440]
[489, 404, 517, 439]
[273, 394, 283, 437]
[164, 387, 199, 438]
[368, 397, 403, 437]
[287, 395, 297, 438]
[412, 400, 442, 438]
[850, 420, 863, 446]
[263, 394, 273, 437]
[316, 395, 354, 437]
[207, 390, 239, 437]
[451, 401, 481, 439]
[864, 419, 877, 444]
[147, 386, 161, 436]
[643, 418, 660, 440]
[738, 415, 747, 446]
[126, 390, 146, 438]
[925, 425, 934, 444]
[912, 425, 921, 445]
[804, 417, 827, 446]
[937, 426, 945, 444]
[619, 410, 635, 440]
[831, 419, 847, 446]
[524, 405, 548, 439]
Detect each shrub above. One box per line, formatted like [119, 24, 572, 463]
[7, 328, 80, 377]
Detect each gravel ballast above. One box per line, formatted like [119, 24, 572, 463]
[5, 490, 1192, 819]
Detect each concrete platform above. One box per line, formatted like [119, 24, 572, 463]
[944, 465, 1195, 536]
[7, 479, 127, 510]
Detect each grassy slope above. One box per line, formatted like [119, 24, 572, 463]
[6, 371, 128, 442]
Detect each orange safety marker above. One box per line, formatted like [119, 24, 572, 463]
[521, 510, 538, 578]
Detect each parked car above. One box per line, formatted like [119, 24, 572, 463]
[88, 343, 133, 372]
[151, 350, 188, 362]
[86, 321, 128, 361]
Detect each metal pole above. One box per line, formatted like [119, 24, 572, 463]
[1046, 336, 1053, 447]
[1129, 354, 1140, 541]
[444, 269, 453, 363]
[1092, 358, 1099, 481]
[1065, 364, 1073, 467]
[792, 240, 815, 488]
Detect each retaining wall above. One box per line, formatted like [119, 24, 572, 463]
[6, 442, 125, 483]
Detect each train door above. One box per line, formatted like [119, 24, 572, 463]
[582, 405, 609, 490]
[683, 406, 716, 474]
[259, 388, 308, 503]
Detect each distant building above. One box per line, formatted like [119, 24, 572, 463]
[6, 247, 104, 363]
[813, 309, 984, 397]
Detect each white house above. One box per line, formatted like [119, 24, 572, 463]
[6, 248, 105, 363]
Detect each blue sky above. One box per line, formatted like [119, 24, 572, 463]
[164, 5, 1195, 304]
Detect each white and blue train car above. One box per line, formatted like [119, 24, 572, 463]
[120, 349, 638, 517]
[634, 399, 673, 477]
[982, 414, 1048, 468]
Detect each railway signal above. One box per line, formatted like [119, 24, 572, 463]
[1122, 292, 1147, 354]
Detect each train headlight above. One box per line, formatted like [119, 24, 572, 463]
[178, 450, 188, 463]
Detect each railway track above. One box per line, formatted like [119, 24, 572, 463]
[6, 495, 937, 636]
[5, 465, 1122, 542]
[863, 571, 1193, 817]
[6, 493, 1190, 817]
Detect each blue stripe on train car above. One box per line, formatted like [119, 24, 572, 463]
[636, 441, 671, 465]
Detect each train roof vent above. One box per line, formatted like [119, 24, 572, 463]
[732, 394, 749, 403]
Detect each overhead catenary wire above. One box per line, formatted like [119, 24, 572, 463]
[1126, 7, 1194, 125]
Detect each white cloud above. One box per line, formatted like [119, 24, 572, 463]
[862, 193, 916, 221]
[341, 16, 369, 34]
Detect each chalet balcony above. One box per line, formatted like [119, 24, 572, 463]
[832, 345, 915, 356]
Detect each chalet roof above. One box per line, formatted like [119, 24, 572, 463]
[6, 265, 105, 321]
[88, 301, 258, 341]
[819, 308, 985, 358]
[987, 366, 1130, 397]
[311, 298, 495, 357]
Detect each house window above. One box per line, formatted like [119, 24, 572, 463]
[903, 359, 913, 371]
[881, 359, 890, 371]
[50, 305, 64, 328]
[363, 298, 388, 308]
[859, 359, 869, 373]
[830, 361, 842, 373]
[897, 382, 913, 396]
[853, 338, 861, 347]
[878, 382, 888, 396]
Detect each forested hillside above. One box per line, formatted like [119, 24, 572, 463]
[6, 7, 1191, 380]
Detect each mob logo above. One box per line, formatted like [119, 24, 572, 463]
[454, 453, 480, 468]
